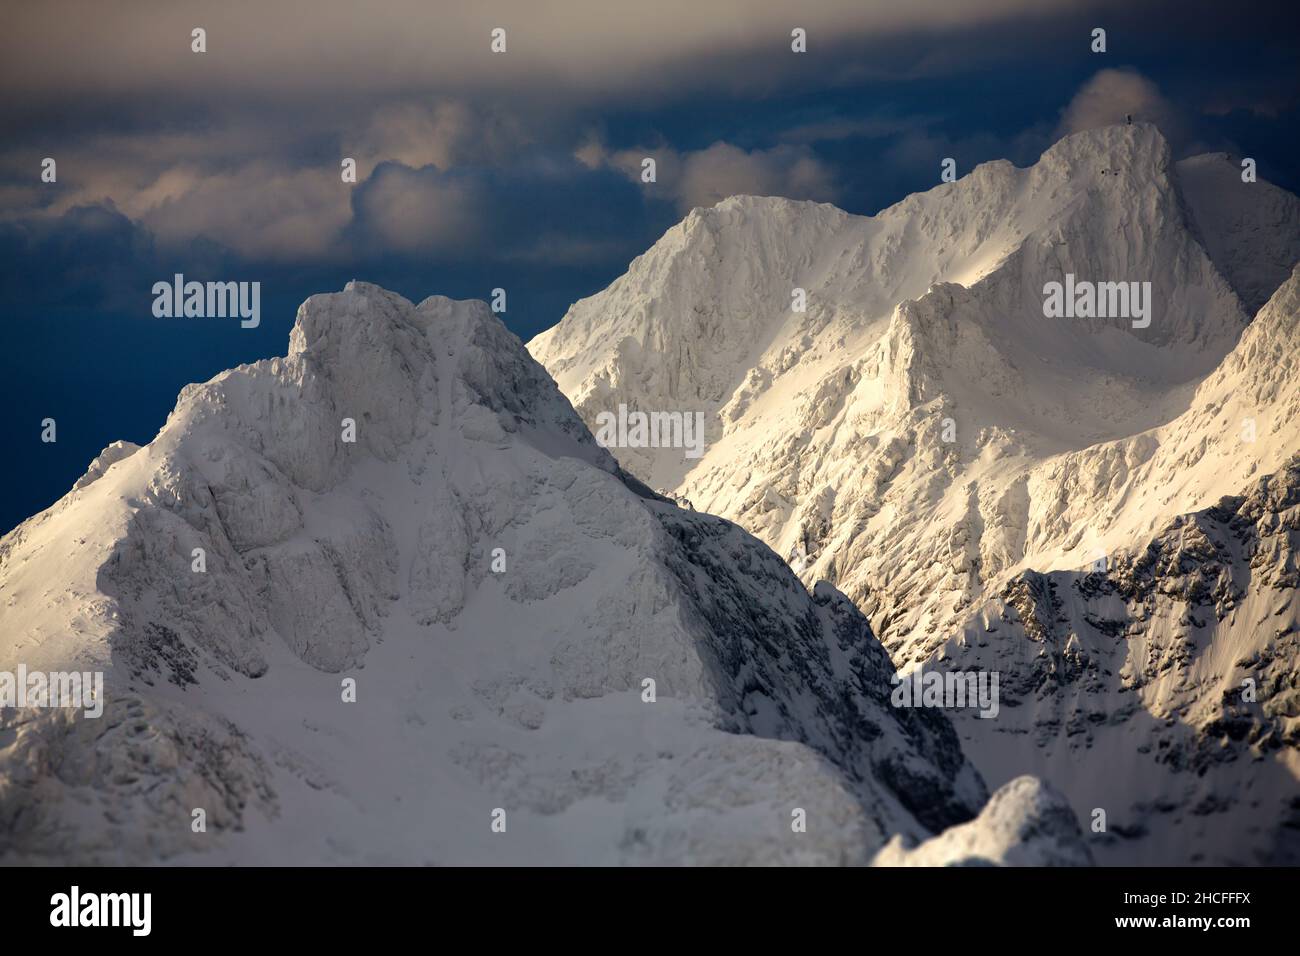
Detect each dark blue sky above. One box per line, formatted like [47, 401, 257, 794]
[2, 0, 1298, 533]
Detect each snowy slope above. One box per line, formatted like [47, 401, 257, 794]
[1177, 151, 1300, 316]
[0, 281, 1043, 866]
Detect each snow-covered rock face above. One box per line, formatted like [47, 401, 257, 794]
[1, 282, 1003, 865]
[530, 123, 1300, 864]
[944, 457, 1300, 865]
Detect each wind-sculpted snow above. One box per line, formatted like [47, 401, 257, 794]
[873, 776, 1093, 866]
[0, 281, 1028, 865]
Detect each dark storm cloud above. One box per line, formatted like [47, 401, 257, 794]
[5, 0, 1087, 105]
[4, 0, 1296, 262]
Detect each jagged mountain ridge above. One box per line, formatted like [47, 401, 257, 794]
[529, 123, 1300, 864]
[0, 281, 1081, 865]
[530, 123, 1300, 660]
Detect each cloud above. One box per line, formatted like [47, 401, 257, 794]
[354, 102, 530, 178]
[342, 150, 656, 266]
[3, 1, 1084, 107]
[143, 164, 352, 261]
[350, 163, 486, 256]
[578, 138, 837, 213]
[0, 203, 160, 312]
[1201, 92, 1290, 121]
[1056, 68, 1182, 142]
[677, 143, 838, 211]
[2, 106, 653, 269]
[0, 100, 533, 262]
[0, 119, 357, 261]
[779, 114, 939, 144]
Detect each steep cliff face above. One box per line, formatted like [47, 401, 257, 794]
[1, 282, 1020, 865]
[941, 456, 1300, 865]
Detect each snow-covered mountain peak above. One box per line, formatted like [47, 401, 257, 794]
[2, 282, 1039, 865]
[1035, 120, 1171, 174]
[530, 127, 1300, 864]
[532, 123, 1263, 497]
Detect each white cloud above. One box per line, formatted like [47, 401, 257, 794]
[578, 138, 837, 213]
[1056, 69, 1181, 140]
[0, 100, 528, 260]
[352, 164, 485, 256]
[0, 132, 354, 261]
[678, 143, 837, 211]
[140, 163, 352, 261]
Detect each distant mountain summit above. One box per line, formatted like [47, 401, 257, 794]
[530, 124, 1300, 863]
[531, 123, 1299, 655]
